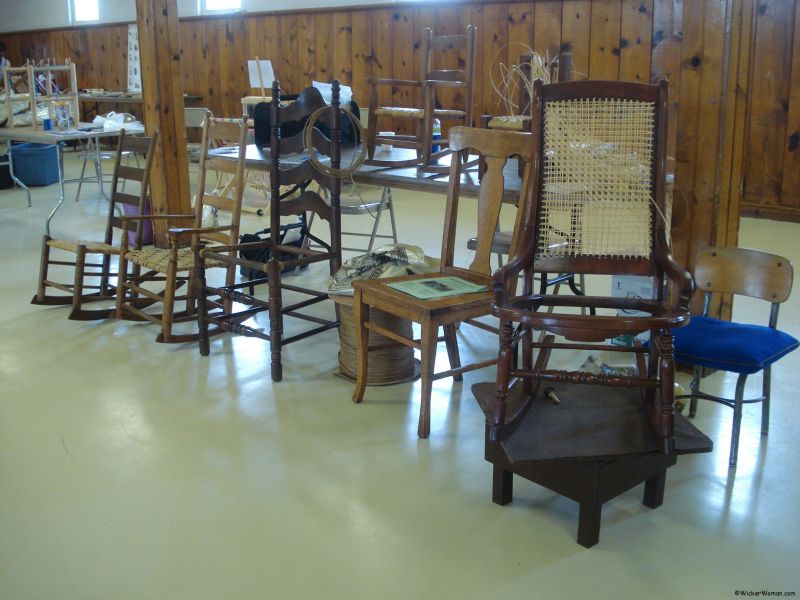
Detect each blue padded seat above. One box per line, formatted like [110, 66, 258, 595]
[674, 316, 799, 375]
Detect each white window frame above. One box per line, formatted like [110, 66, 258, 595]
[71, 0, 100, 23]
[200, 0, 242, 15]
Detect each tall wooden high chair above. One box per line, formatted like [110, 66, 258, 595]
[195, 80, 345, 382]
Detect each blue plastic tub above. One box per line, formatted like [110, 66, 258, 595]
[11, 143, 59, 186]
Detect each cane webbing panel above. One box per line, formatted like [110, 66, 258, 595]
[538, 97, 655, 260]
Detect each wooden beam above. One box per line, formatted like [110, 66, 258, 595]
[136, 0, 190, 246]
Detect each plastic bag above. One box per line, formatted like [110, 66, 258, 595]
[326, 244, 438, 296]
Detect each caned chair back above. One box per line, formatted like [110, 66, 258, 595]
[530, 80, 668, 279]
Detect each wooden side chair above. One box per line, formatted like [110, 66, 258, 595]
[365, 25, 477, 170]
[479, 80, 712, 547]
[351, 126, 533, 438]
[195, 80, 344, 382]
[31, 130, 158, 320]
[673, 247, 797, 468]
[114, 117, 248, 343]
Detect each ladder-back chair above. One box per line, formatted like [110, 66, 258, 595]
[365, 25, 477, 171]
[31, 130, 158, 320]
[196, 80, 344, 382]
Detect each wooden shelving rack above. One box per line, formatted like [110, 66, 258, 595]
[3, 59, 80, 130]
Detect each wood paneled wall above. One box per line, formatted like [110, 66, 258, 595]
[739, 0, 800, 222]
[3, 0, 795, 274]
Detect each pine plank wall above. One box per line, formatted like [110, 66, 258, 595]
[3, 0, 799, 280]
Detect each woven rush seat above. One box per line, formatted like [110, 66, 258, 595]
[125, 246, 225, 272]
[434, 108, 468, 118]
[486, 115, 530, 131]
[374, 107, 424, 118]
[46, 238, 120, 254]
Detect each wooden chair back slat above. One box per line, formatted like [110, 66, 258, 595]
[107, 130, 158, 249]
[443, 126, 532, 276]
[194, 117, 248, 247]
[695, 247, 794, 303]
[115, 165, 145, 183]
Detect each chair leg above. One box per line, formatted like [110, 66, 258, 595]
[196, 254, 211, 357]
[114, 251, 129, 318]
[495, 319, 515, 424]
[688, 365, 702, 417]
[761, 365, 771, 436]
[729, 373, 748, 468]
[443, 323, 462, 382]
[74, 145, 89, 202]
[33, 235, 51, 303]
[351, 290, 369, 403]
[156, 254, 179, 344]
[386, 189, 398, 245]
[98, 252, 112, 297]
[417, 320, 438, 439]
[268, 257, 283, 382]
[70, 244, 87, 317]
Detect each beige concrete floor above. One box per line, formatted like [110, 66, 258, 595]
[1, 151, 799, 599]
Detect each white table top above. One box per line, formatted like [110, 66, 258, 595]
[0, 124, 124, 144]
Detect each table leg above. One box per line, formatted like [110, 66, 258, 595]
[45, 142, 66, 236]
[92, 136, 106, 200]
[4, 141, 32, 207]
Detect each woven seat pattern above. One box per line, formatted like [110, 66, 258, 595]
[125, 246, 225, 273]
[374, 107, 425, 118]
[434, 109, 468, 118]
[47, 238, 120, 254]
[487, 115, 529, 131]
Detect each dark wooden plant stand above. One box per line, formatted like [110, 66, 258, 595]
[474, 382, 712, 548]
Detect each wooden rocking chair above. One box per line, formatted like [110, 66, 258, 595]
[31, 130, 158, 320]
[114, 117, 248, 343]
[477, 80, 712, 547]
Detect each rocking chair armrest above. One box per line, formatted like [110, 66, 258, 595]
[491, 224, 537, 304]
[657, 251, 694, 308]
[366, 77, 422, 87]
